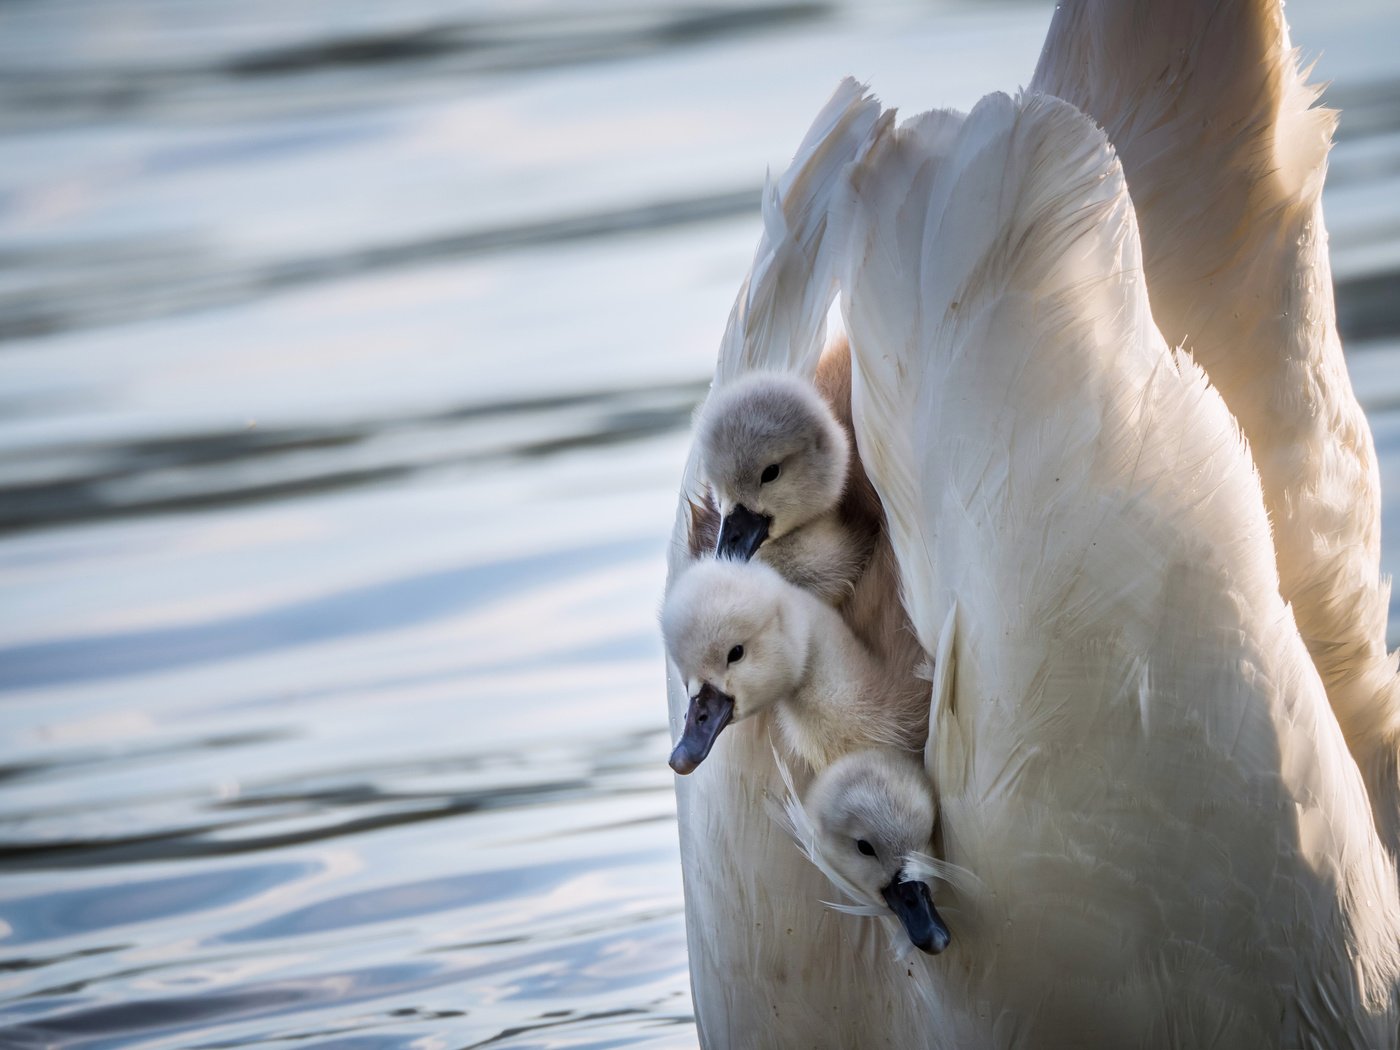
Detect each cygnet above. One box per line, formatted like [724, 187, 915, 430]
[662, 558, 918, 773]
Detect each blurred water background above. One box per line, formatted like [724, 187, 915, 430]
[0, 1, 1397, 1047]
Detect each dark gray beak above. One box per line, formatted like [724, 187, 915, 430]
[668, 683, 735, 774]
[715, 504, 771, 561]
[881, 877, 951, 955]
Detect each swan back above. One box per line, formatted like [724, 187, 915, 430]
[843, 90, 1400, 1046]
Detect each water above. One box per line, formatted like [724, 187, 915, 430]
[0, 1, 1397, 1046]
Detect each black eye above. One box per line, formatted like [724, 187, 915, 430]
[760, 463, 780, 484]
[856, 839, 876, 857]
[727, 645, 744, 664]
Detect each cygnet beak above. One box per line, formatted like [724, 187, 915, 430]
[668, 682, 735, 774]
[881, 877, 951, 955]
[715, 504, 771, 561]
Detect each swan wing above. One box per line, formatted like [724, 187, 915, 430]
[713, 77, 887, 388]
[1032, 0, 1400, 848]
[844, 90, 1400, 1046]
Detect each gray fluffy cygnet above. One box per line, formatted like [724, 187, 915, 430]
[691, 370, 872, 605]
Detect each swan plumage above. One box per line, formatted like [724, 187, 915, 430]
[842, 87, 1400, 1046]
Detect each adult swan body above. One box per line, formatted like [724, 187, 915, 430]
[664, 8, 1400, 1047]
[842, 91, 1400, 1046]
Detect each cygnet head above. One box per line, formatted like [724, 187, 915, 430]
[808, 750, 950, 954]
[662, 558, 807, 775]
[696, 373, 850, 561]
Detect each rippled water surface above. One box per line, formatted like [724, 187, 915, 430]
[2, 1, 1398, 1046]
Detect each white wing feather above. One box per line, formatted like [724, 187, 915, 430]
[713, 77, 887, 388]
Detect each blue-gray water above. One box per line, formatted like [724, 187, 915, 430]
[1, 1, 1397, 1047]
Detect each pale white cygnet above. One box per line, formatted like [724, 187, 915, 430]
[662, 558, 916, 774]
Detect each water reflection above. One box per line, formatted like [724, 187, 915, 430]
[0, 3, 834, 126]
[0, 538, 647, 688]
[2, 863, 321, 944]
[0, 382, 706, 533]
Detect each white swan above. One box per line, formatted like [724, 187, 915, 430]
[663, 558, 919, 772]
[1030, 0, 1400, 856]
[842, 88, 1400, 1047]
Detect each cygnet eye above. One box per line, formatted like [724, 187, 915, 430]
[760, 463, 780, 484]
[856, 839, 877, 858]
[727, 645, 744, 664]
